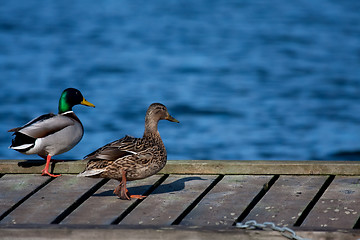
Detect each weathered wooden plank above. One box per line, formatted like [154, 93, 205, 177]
[61, 175, 162, 224]
[180, 175, 272, 226]
[0, 174, 49, 218]
[0, 160, 81, 175]
[302, 176, 360, 228]
[1, 160, 360, 175]
[243, 176, 328, 226]
[0, 226, 359, 240]
[119, 175, 217, 226]
[162, 161, 360, 175]
[0, 175, 102, 224]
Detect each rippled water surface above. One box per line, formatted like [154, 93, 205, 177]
[1, 0, 360, 161]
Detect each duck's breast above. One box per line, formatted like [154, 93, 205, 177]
[37, 115, 84, 156]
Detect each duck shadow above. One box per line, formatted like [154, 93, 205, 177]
[94, 176, 206, 197]
[17, 160, 45, 168]
[17, 159, 78, 173]
[17, 159, 77, 168]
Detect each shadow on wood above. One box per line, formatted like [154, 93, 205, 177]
[93, 176, 206, 197]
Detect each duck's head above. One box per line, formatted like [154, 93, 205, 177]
[146, 103, 179, 124]
[58, 88, 95, 113]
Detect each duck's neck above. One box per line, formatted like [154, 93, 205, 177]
[143, 117, 160, 138]
[58, 98, 72, 114]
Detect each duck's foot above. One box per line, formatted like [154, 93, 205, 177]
[114, 172, 146, 200]
[120, 187, 131, 200]
[40, 154, 61, 177]
[113, 184, 122, 196]
[128, 194, 147, 200]
[41, 169, 61, 178]
[114, 182, 130, 200]
[115, 187, 146, 200]
[114, 183, 132, 200]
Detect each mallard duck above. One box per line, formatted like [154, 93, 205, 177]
[8, 88, 95, 177]
[78, 103, 179, 200]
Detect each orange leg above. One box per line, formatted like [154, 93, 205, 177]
[113, 170, 146, 200]
[41, 155, 61, 177]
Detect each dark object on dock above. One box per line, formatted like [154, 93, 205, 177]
[0, 160, 359, 240]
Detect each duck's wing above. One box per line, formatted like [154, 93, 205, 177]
[8, 113, 76, 139]
[8, 113, 56, 132]
[80, 135, 147, 175]
[83, 136, 139, 161]
[84, 135, 140, 160]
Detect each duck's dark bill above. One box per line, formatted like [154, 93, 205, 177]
[166, 115, 180, 123]
[81, 99, 95, 108]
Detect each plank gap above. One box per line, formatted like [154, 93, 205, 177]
[0, 174, 4, 179]
[171, 174, 225, 225]
[354, 216, 360, 229]
[294, 175, 335, 227]
[110, 174, 169, 225]
[0, 177, 54, 222]
[51, 178, 110, 224]
[233, 174, 280, 225]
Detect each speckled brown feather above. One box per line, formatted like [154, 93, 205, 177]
[83, 134, 166, 180]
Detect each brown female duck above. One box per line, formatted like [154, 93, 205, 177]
[78, 103, 179, 200]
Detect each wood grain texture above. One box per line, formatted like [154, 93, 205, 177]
[302, 176, 360, 228]
[0, 174, 49, 217]
[0, 175, 102, 224]
[0, 226, 359, 240]
[1, 160, 360, 175]
[119, 175, 217, 226]
[61, 175, 162, 225]
[180, 175, 272, 226]
[0, 162, 359, 238]
[243, 176, 328, 226]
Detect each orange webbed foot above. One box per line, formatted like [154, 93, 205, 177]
[129, 194, 147, 200]
[117, 191, 146, 200]
[41, 155, 61, 177]
[114, 185, 146, 200]
[41, 169, 61, 178]
[115, 170, 145, 200]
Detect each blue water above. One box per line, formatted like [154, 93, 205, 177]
[1, 0, 360, 161]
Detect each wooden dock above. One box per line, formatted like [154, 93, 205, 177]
[0, 160, 359, 240]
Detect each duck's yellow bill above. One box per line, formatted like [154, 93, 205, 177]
[81, 98, 95, 108]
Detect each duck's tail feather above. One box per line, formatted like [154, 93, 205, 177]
[77, 169, 106, 177]
[9, 132, 36, 152]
